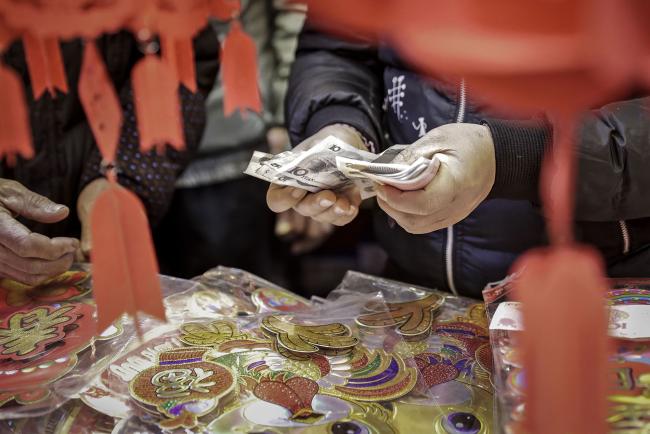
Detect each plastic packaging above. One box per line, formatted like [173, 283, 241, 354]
[484, 275, 650, 433]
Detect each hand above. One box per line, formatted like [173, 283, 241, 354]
[275, 209, 334, 254]
[266, 124, 366, 226]
[376, 123, 495, 234]
[0, 179, 78, 285]
[266, 126, 291, 155]
[76, 178, 110, 260]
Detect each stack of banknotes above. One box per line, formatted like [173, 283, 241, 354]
[244, 136, 439, 199]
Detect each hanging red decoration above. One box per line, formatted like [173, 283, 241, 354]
[0, 65, 33, 165]
[22, 33, 68, 98]
[161, 35, 197, 92]
[131, 55, 185, 153]
[221, 19, 262, 116]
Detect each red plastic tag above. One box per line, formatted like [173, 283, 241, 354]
[161, 35, 197, 92]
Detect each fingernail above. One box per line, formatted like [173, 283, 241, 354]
[50, 204, 66, 213]
[348, 205, 357, 215]
[334, 206, 346, 215]
[291, 189, 304, 199]
[320, 199, 334, 208]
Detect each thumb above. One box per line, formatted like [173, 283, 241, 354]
[80, 213, 92, 257]
[0, 181, 69, 223]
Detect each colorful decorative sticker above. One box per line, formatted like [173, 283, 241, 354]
[179, 320, 268, 348]
[607, 288, 650, 306]
[356, 293, 445, 341]
[129, 347, 236, 429]
[254, 376, 323, 423]
[0, 302, 120, 408]
[261, 315, 358, 356]
[0, 271, 90, 314]
[252, 287, 311, 313]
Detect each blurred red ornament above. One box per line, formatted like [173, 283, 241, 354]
[0, 65, 33, 165]
[131, 55, 185, 153]
[221, 19, 261, 116]
[22, 33, 68, 98]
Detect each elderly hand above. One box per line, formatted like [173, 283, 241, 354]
[376, 123, 495, 234]
[0, 179, 78, 285]
[266, 124, 366, 227]
[275, 209, 334, 254]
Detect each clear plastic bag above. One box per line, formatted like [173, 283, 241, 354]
[483, 275, 650, 434]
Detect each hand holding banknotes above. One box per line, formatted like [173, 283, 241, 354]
[376, 123, 496, 234]
[265, 124, 367, 226]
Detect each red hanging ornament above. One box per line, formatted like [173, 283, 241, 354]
[208, 0, 240, 21]
[78, 41, 123, 163]
[90, 184, 165, 334]
[22, 33, 68, 98]
[131, 55, 185, 153]
[79, 41, 166, 334]
[0, 65, 33, 165]
[221, 19, 261, 116]
[161, 35, 197, 92]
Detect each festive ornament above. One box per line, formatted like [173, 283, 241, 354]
[0, 270, 90, 315]
[22, 33, 68, 98]
[254, 376, 323, 422]
[261, 315, 358, 356]
[129, 347, 235, 429]
[221, 19, 261, 116]
[356, 293, 445, 341]
[0, 65, 33, 165]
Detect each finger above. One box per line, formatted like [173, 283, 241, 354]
[0, 261, 54, 286]
[289, 210, 307, 235]
[80, 215, 92, 256]
[375, 165, 456, 215]
[307, 219, 333, 239]
[0, 211, 78, 260]
[275, 211, 294, 238]
[313, 196, 356, 225]
[332, 204, 359, 226]
[0, 243, 74, 276]
[267, 185, 307, 213]
[0, 180, 69, 223]
[377, 197, 449, 234]
[293, 190, 337, 218]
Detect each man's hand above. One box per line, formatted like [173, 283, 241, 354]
[77, 178, 110, 260]
[275, 209, 334, 254]
[266, 124, 366, 226]
[0, 179, 78, 285]
[376, 123, 496, 234]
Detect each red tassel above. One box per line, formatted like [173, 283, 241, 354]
[514, 246, 611, 434]
[90, 182, 165, 334]
[221, 20, 261, 116]
[0, 65, 33, 165]
[78, 41, 123, 164]
[161, 35, 197, 92]
[22, 34, 68, 99]
[131, 55, 185, 154]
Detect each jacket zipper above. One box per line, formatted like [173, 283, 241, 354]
[618, 220, 631, 255]
[444, 79, 466, 296]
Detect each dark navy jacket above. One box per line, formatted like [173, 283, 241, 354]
[286, 26, 650, 298]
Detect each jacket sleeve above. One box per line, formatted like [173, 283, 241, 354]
[286, 20, 384, 148]
[268, 0, 306, 125]
[79, 26, 219, 226]
[484, 96, 650, 221]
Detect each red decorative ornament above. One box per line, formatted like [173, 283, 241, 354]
[0, 65, 33, 165]
[221, 19, 262, 116]
[131, 55, 185, 153]
[22, 33, 68, 98]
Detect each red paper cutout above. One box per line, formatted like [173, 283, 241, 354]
[0, 65, 33, 165]
[79, 40, 123, 164]
[161, 35, 197, 92]
[131, 55, 185, 153]
[22, 34, 68, 98]
[221, 20, 261, 116]
[90, 182, 165, 334]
